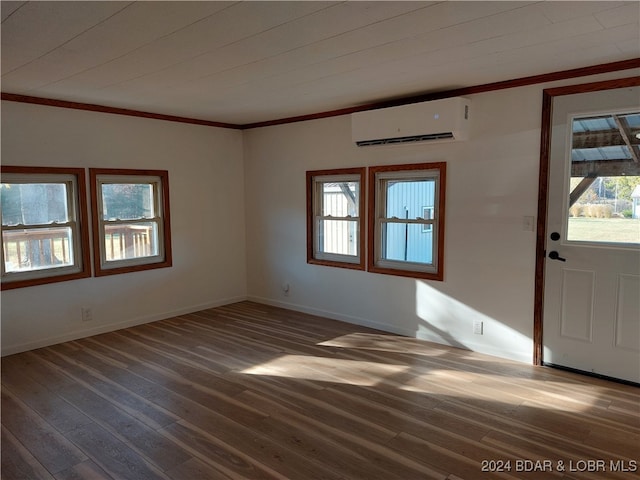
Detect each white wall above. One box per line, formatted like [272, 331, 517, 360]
[243, 69, 637, 364]
[2, 70, 634, 362]
[1, 101, 247, 355]
[244, 84, 550, 364]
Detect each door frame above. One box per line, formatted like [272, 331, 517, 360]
[533, 76, 640, 366]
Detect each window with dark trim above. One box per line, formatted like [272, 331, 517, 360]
[1, 166, 91, 289]
[368, 162, 446, 280]
[90, 168, 172, 276]
[307, 168, 365, 270]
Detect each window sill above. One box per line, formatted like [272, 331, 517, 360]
[367, 264, 444, 281]
[307, 257, 365, 271]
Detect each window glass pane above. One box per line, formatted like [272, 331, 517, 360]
[568, 175, 640, 244]
[102, 183, 155, 220]
[321, 182, 358, 217]
[318, 219, 358, 256]
[1, 183, 69, 225]
[103, 222, 158, 261]
[384, 179, 435, 220]
[382, 223, 433, 264]
[572, 146, 630, 161]
[2, 227, 74, 272]
[568, 111, 640, 244]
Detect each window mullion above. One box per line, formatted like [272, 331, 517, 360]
[2, 221, 75, 231]
[101, 217, 161, 226]
[381, 218, 432, 224]
[318, 215, 358, 221]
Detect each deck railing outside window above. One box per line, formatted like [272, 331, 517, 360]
[103, 224, 154, 260]
[2, 227, 72, 272]
[3, 225, 153, 271]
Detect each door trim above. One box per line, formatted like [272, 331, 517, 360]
[533, 76, 640, 366]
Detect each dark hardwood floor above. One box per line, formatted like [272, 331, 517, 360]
[1, 301, 638, 479]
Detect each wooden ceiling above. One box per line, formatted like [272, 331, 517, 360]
[2, 1, 639, 125]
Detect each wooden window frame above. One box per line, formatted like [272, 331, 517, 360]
[367, 162, 446, 281]
[90, 168, 172, 277]
[307, 167, 366, 270]
[0, 166, 91, 290]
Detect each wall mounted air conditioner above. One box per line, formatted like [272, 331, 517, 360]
[351, 97, 470, 146]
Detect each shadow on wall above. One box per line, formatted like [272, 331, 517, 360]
[412, 280, 531, 361]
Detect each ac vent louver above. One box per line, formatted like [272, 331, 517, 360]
[356, 132, 454, 147]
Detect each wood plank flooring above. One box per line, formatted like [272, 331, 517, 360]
[2, 301, 638, 479]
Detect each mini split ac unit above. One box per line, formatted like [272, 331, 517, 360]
[351, 97, 471, 146]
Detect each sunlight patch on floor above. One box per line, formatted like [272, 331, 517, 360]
[318, 332, 451, 356]
[240, 354, 409, 386]
[399, 370, 602, 412]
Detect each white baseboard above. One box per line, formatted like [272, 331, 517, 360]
[1, 295, 247, 356]
[247, 295, 417, 337]
[3, 294, 531, 365]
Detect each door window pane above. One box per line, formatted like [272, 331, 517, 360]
[567, 111, 640, 245]
[568, 176, 640, 243]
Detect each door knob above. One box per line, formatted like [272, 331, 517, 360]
[548, 251, 566, 262]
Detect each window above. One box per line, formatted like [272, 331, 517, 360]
[1, 166, 90, 289]
[567, 111, 640, 245]
[307, 168, 365, 269]
[368, 162, 446, 280]
[90, 168, 172, 276]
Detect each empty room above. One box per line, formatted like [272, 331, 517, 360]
[1, 1, 639, 479]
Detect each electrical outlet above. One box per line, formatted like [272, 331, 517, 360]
[473, 320, 483, 335]
[81, 307, 93, 322]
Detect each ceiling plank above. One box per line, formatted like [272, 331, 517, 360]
[1, 1, 131, 73]
[0, 1, 26, 22]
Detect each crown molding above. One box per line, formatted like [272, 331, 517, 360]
[2, 58, 638, 130]
[0, 93, 242, 130]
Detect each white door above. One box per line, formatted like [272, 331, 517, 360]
[543, 86, 640, 384]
